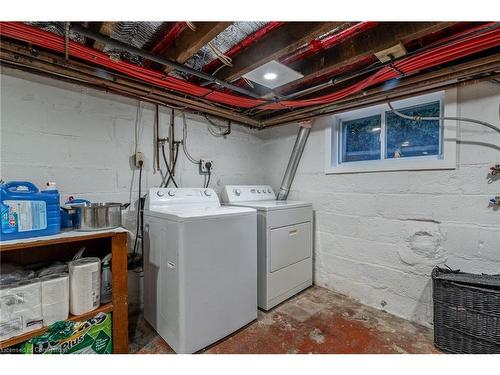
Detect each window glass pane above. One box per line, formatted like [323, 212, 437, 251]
[385, 101, 441, 159]
[341, 115, 381, 162]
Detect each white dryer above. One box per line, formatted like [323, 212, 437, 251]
[221, 185, 312, 310]
[143, 188, 257, 353]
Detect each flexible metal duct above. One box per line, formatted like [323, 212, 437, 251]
[276, 121, 312, 200]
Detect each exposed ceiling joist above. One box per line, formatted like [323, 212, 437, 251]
[162, 22, 231, 73]
[277, 22, 458, 94]
[215, 22, 345, 83]
[93, 22, 118, 50]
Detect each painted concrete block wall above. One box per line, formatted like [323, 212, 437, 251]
[0, 67, 264, 309]
[258, 82, 500, 326]
[2, 66, 499, 326]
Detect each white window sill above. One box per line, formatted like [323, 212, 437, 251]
[325, 157, 456, 174]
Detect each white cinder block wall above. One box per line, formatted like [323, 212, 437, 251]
[1, 67, 263, 212]
[0, 67, 264, 309]
[258, 81, 500, 326]
[2, 66, 499, 326]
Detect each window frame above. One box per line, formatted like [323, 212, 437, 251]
[325, 90, 457, 174]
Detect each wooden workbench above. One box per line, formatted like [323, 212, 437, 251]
[0, 230, 129, 353]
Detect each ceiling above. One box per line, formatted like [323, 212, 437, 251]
[1, 21, 499, 127]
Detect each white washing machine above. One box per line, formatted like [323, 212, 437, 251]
[221, 185, 312, 310]
[143, 188, 257, 353]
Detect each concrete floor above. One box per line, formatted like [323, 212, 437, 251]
[128, 286, 438, 354]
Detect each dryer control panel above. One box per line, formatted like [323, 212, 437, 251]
[221, 185, 276, 203]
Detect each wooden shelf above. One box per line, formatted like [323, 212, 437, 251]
[0, 230, 127, 252]
[0, 231, 129, 353]
[0, 303, 113, 350]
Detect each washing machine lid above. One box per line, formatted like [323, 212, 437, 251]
[145, 205, 255, 222]
[226, 200, 311, 211]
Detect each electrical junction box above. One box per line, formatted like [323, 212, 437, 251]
[199, 159, 213, 174]
[135, 152, 145, 168]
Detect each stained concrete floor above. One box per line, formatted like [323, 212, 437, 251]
[128, 286, 438, 354]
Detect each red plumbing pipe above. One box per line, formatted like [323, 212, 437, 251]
[280, 22, 378, 65]
[261, 23, 500, 110]
[201, 22, 285, 74]
[0, 22, 266, 107]
[1, 22, 498, 111]
[144, 22, 188, 67]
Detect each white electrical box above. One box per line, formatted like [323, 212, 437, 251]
[199, 159, 213, 174]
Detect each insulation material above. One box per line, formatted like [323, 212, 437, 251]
[26, 22, 167, 66]
[184, 22, 268, 71]
[105, 22, 166, 65]
[24, 22, 85, 44]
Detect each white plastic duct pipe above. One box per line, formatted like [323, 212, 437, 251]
[276, 120, 312, 200]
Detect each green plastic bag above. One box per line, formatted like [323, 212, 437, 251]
[20, 312, 112, 354]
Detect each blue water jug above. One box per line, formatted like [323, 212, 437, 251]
[0, 181, 61, 241]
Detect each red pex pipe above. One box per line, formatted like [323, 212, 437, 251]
[280, 22, 378, 65]
[149, 22, 187, 56]
[144, 22, 187, 67]
[261, 23, 500, 110]
[0, 22, 266, 108]
[201, 21, 285, 74]
[1, 22, 498, 111]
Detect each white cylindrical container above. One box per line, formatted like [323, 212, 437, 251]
[41, 273, 69, 325]
[69, 258, 101, 315]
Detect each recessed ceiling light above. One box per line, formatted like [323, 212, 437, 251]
[242, 60, 304, 89]
[263, 72, 278, 80]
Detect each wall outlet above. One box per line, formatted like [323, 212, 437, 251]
[135, 152, 145, 168]
[199, 159, 213, 174]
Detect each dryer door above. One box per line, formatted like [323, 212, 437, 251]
[269, 221, 311, 273]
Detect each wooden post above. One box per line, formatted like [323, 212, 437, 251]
[111, 232, 129, 353]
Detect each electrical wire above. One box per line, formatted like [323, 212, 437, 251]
[130, 163, 143, 271]
[181, 112, 201, 165]
[387, 102, 500, 134]
[161, 144, 179, 187]
[204, 114, 231, 137]
[207, 42, 233, 67]
[163, 142, 180, 187]
[205, 165, 212, 188]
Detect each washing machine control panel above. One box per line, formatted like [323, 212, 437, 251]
[147, 188, 220, 209]
[221, 185, 276, 203]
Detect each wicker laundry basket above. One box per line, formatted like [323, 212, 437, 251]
[432, 266, 500, 354]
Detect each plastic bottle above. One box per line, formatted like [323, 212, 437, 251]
[100, 254, 112, 304]
[1, 181, 61, 240]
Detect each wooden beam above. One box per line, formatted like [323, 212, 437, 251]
[277, 22, 457, 94]
[94, 22, 118, 50]
[215, 22, 345, 83]
[162, 22, 231, 73]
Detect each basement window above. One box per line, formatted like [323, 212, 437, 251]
[325, 90, 457, 174]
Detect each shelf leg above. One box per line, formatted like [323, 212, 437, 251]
[111, 232, 129, 353]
